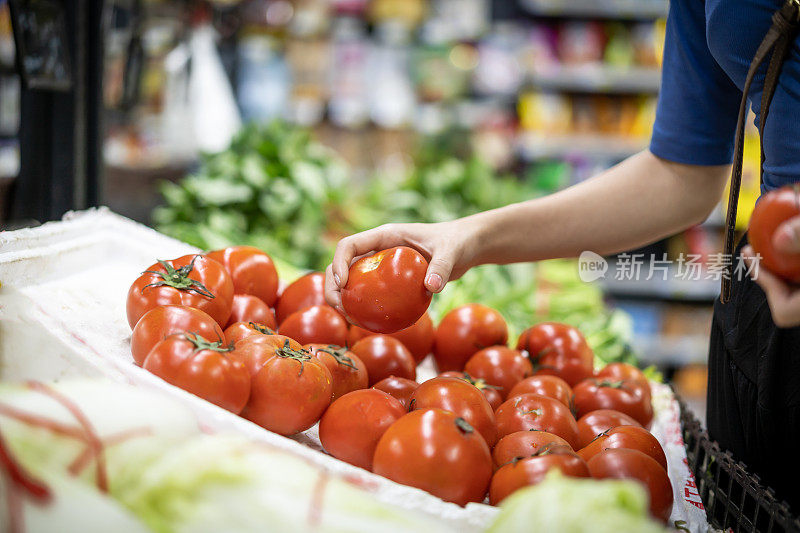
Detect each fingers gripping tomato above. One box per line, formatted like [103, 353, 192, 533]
[576, 409, 643, 449]
[319, 389, 406, 471]
[516, 323, 594, 386]
[489, 445, 590, 505]
[304, 344, 369, 400]
[127, 254, 234, 329]
[749, 184, 800, 282]
[242, 344, 333, 435]
[207, 246, 279, 306]
[372, 409, 493, 506]
[409, 377, 498, 447]
[275, 272, 326, 324]
[372, 376, 419, 409]
[464, 346, 533, 400]
[434, 304, 508, 372]
[223, 321, 277, 345]
[341, 247, 431, 333]
[142, 332, 249, 413]
[577, 425, 667, 471]
[130, 305, 224, 366]
[438, 371, 503, 410]
[492, 430, 573, 469]
[351, 335, 416, 386]
[573, 379, 654, 427]
[278, 305, 348, 346]
[495, 393, 580, 448]
[225, 294, 277, 329]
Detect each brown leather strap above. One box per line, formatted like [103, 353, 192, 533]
[720, 0, 800, 303]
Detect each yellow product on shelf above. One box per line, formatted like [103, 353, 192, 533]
[518, 91, 571, 134]
[722, 132, 762, 230]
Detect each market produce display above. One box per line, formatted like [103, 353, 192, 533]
[122, 244, 674, 521]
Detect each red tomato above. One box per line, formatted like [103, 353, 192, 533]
[207, 246, 279, 306]
[576, 409, 643, 449]
[434, 304, 508, 372]
[577, 425, 667, 471]
[126, 254, 234, 329]
[131, 305, 224, 366]
[223, 321, 277, 345]
[143, 332, 249, 413]
[516, 322, 594, 386]
[439, 371, 503, 410]
[341, 247, 431, 333]
[508, 375, 573, 409]
[304, 344, 369, 400]
[372, 376, 419, 409]
[409, 377, 498, 447]
[573, 379, 653, 427]
[495, 393, 580, 448]
[319, 389, 406, 471]
[278, 305, 348, 346]
[489, 446, 590, 505]
[243, 346, 333, 435]
[587, 448, 673, 522]
[492, 430, 573, 469]
[464, 346, 533, 400]
[225, 294, 277, 329]
[351, 335, 416, 386]
[596, 363, 651, 398]
[229, 335, 303, 376]
[749, 184, 800, 282]
[348, 312, 435, 363]
[275, 272, 325, 324]
[373, 409, 493, 506]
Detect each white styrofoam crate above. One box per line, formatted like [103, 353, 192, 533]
[0, 208, 709, 531]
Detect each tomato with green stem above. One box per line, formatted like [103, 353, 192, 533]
[494, 393, 580, 448]
[573, 379, 653, 427]
[131, 305, 224, 366]
[439, 371, 503, 410]
[304, 344, 368, 400]
[127, 254, 234, 329]
[492, 430, 573, 469]
[372, 376, 419, 409]
[576, 409, 643, 449]
[223, 321, 277, 345]
[229, 335, 302, 376]
[143, 332, 249, 413]
[595, 363, 651, 399]
[516, 323, 594, 386]
[433, 304, 508, 372]
[577, 425, 667, 471]
[278, 305, 348, 346]
[372, 409, 493, 506]
[207, 246, 279, 306]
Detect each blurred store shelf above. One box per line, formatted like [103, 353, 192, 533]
[600, 266, 720, 303]
[529, 65, 661, 93]
[518, 132, 649, 160]
[632, 334, 710, 366]
[520, 0, 669, 19]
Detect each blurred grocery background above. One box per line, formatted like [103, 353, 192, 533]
[0, 0, 767, 420]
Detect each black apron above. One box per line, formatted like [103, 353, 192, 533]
[710, 0, 800, 512]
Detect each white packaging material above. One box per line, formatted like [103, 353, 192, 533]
[0, 208, 709, 531]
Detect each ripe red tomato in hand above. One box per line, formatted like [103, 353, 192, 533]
[573, 379, 653, 427]
[229, 335, 302, 376]
[275, 272, 325, 324]
[489, 446, 590, 505]
[127, 254, 234, 329]
[348, 312, 435, 363]
[576, 409, 643, 449]
[409, 377, 498, 447]
[207, 246, 279, 306]
[434, 304, 508, 372]
[131, 305, 224, 366]
[587, 448, 673, 522]
[351, 335, 416, 386]
[464, 346, 533, 400]
[143, 332, 249, 413]
[225, 294, 277, 329]
[517, 323, 594, 386]
[495, 393, 580, 448]
[577, 425, 667, 471]
[439, 371, 503, 410]
[492, 430, 573, 469]
[341, 247, 432, 334]
[373, 409, 493, 506]
[243, 345, 333, 435]
[223, 321, 277, 345]
[508, 375, 573, 409]
[304, 344, 368, 400]
[372, 376, 419, 409]
[596, 363, 651, 399]
[278, 305, 348, 346]
[319, 389, 406, 471]
[749, 184, 800, 282]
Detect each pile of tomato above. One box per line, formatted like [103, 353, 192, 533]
[126, 245, 673, 522]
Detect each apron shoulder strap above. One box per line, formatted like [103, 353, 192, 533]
[720, 0, 800, 303]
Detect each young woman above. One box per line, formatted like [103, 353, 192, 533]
[325, 0, 800, 510]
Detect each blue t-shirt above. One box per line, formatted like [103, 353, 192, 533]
[649, 0, 800, 192]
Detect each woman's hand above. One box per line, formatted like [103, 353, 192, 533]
[324, 220, 479, 313]
[742, 216, 800, 327]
